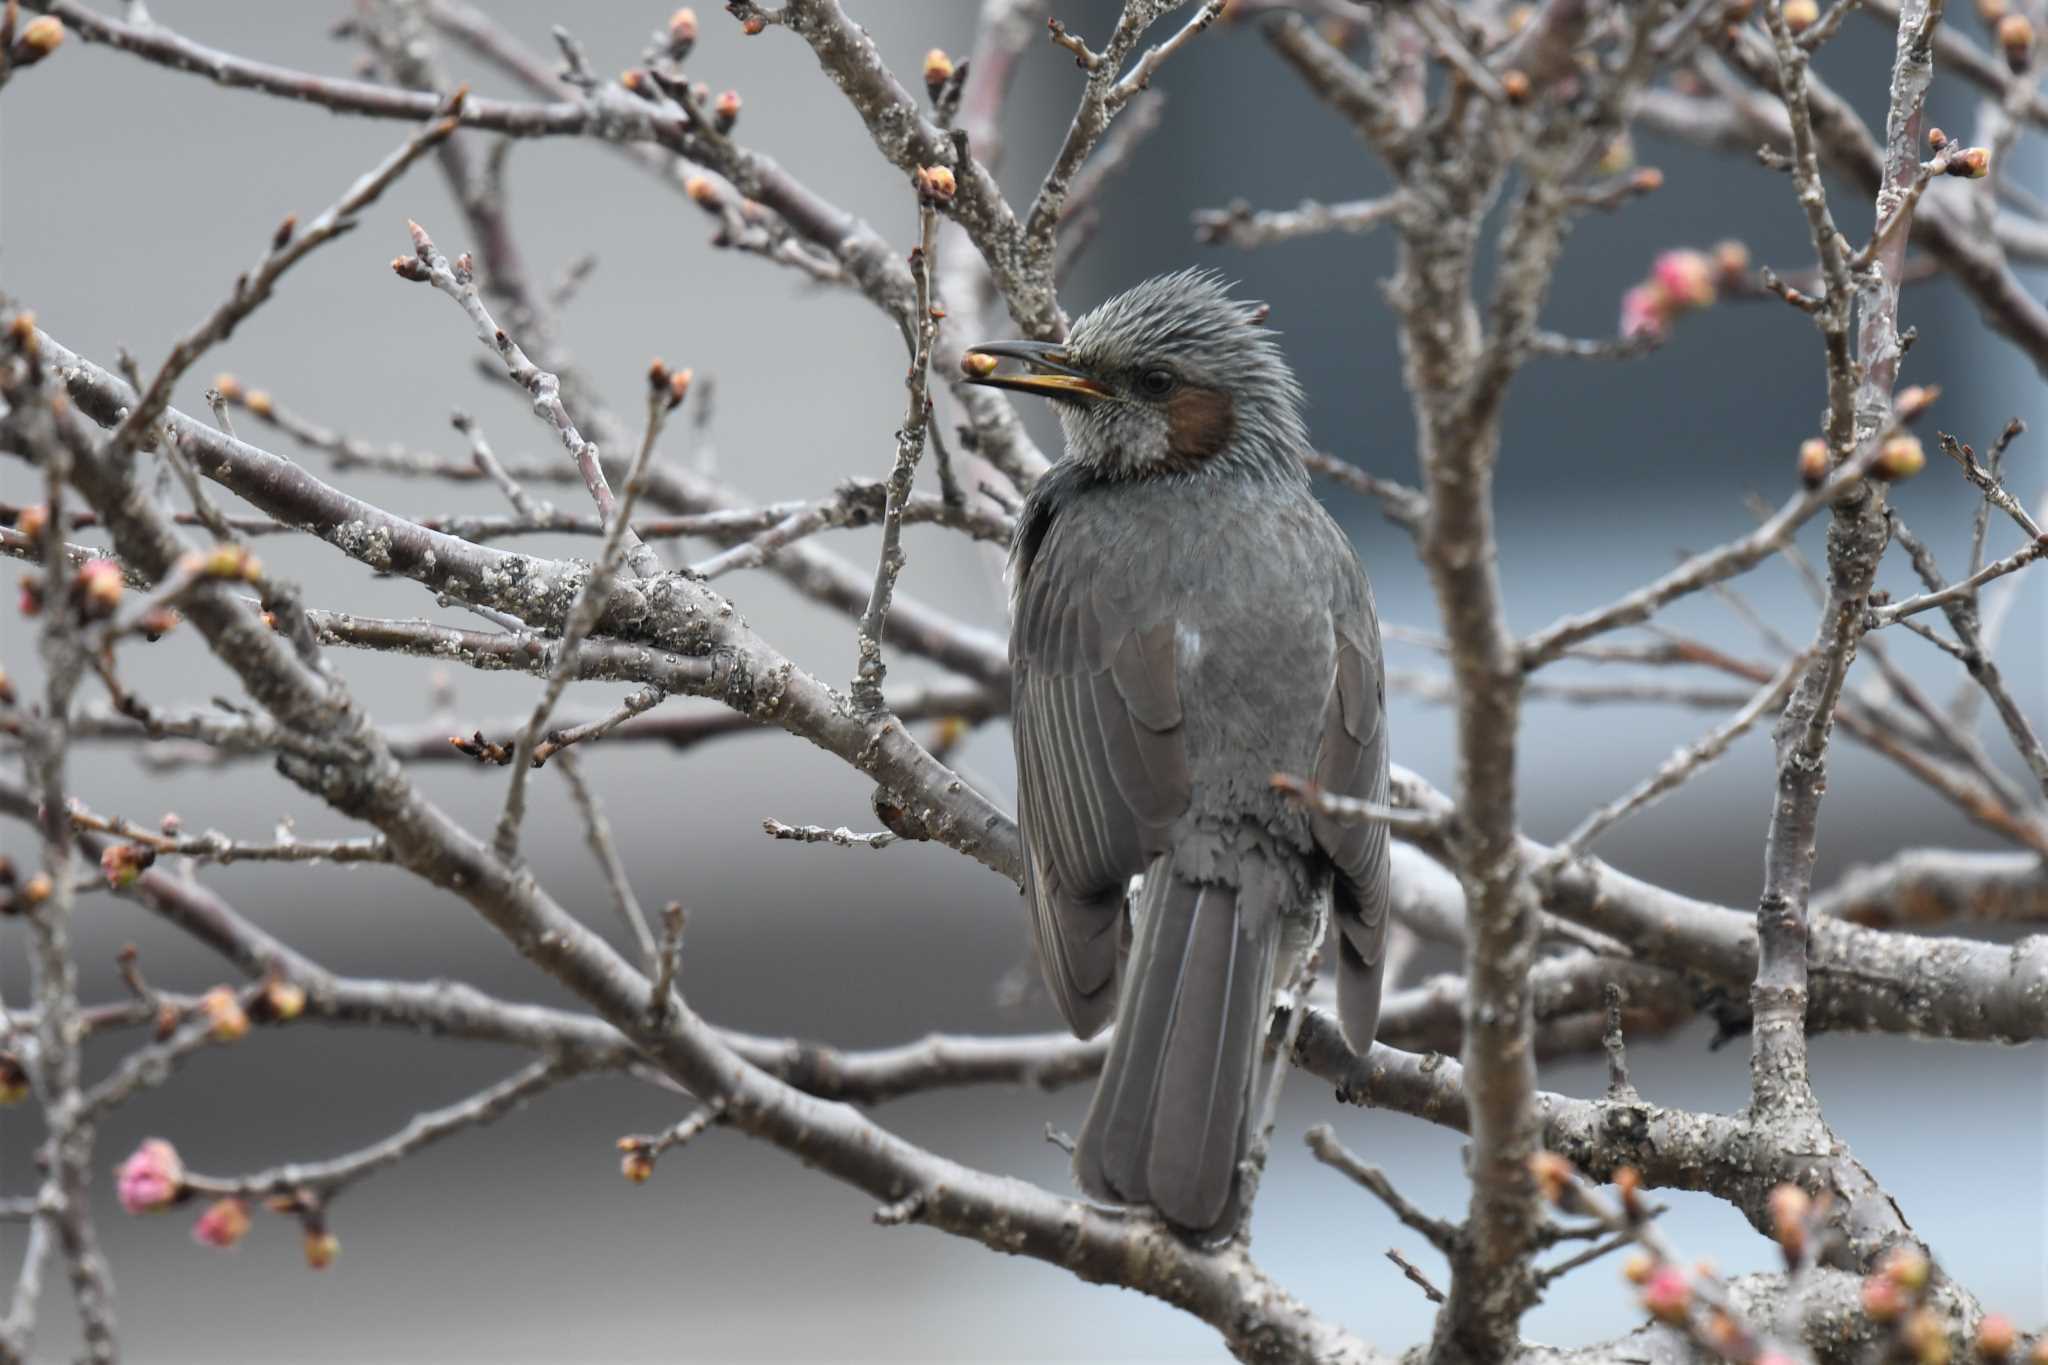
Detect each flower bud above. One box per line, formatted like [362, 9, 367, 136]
[713, 89, 741, 132]
[116, 1138, 185, 1214]
[21, 872, 52, 908]
[1783, 0, 1819, 31]
[260, 977, 307, 1022]
[1997, 13, 2034, 69]
[1641, 1265, 1691, 1324]
[740, 14, 767, 35]
[14, 504, 47, 541]
[1620, 1250, 1655, 1285]
[923, 48, 955, 101]
[1862, 1276, 1905, 1322]
[192, 1198, 251, 1249]
[1653, 249, 1716, 309]
[621, 1149, 655, 1183]
[0, 1053, 28, 1104]
[1877, 433, 1926, 480]
[1768, 1182, 1811, 1256]
[915, 164, 957, 205]
[1501, 68, 1532, 103]
[0, 668, 12, 706]
[1713, 238, 1751, 280]
[1527, 1150, 1574, 1207]
[139, 607, 180, 640]
[1630, 167, 1664, 193]
[303, 1229, 339, 1269]
[961, 351, 998, 379]
[668, 7, 698, 56]
[1620, 283, 1669, 342]
[1883, 1246, 1933, 1293]
[1799, 437, 1831, 486]
[1977, 0, 2007, 20]
[1948, 147, 1992, 178]
[1905, 1308, 1952, 1365]
[13, 16, 64, 66]
[1895, 384, 1940, 420]
[198, 986, 251, 1043]
[79, 558, 125, 618]
[1975, 1315, 2016, 1360]
[100, 843, 156, 890]
[685, 174, 720, 208]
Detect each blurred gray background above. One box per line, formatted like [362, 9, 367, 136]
[2, 2, 2043, 1360]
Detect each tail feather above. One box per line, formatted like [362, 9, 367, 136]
[1074, 855, 1284, 1238]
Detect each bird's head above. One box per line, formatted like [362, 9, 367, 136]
[963, 269, 1306, 481]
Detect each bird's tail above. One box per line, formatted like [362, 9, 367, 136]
[1072, 843, 1287, 1240]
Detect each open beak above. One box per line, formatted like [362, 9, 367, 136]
[960, 339, 1113, 404]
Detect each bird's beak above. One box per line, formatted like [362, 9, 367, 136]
[960, 340, 1113, 404]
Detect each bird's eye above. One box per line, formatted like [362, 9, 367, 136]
[1136, 368, 1177, 399]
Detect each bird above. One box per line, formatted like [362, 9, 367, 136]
[963, 269, 1390, 1241]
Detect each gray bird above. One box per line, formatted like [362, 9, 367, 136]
[965, 270, 1390, 1240]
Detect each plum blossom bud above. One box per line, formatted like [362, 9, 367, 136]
[1641, 1265, 1691, 1324]
[1974, 1315, 2016, 1360]
[961, 351, 999, 378]
[192, 1198, 251, 1250]
[1653, 249, 1716, 309]
[117, 1138, 185, 1213]
[16, 575, 41, 618]
[21, 871, 53, 908]
[1977, 0, 2007, 19]
[1527, 1150, 1574, 1207]
[915, 165, 957, 205]
[1621, 1251, 1655, 1285]
[0, 1053, 28, 1105]
[0, 668, 12, 706]
[14, 504, 47, 541]
[668, 7, 698, 57]
[1883, 1246, 1933, 1293]
[1501, 68, 1532, 103]
[923, 48, 955, 101]
[1782, 0, 1820, 31]
[1620, 283, 1669, 342]
[1905, 1308, 1952, 1365]
[303, 1228, 339, 1269]
[1630, 167, 1664, 193]
[1928, 125, 1949, 151]
[260, 977, 307, 1022]
[13, 16, 64, 66]
[100, 843, 156, 890]
[1895, 384, 1940, 421]
[1878, 433, 1926, 480]
[685, 174, 719, 207]
[1768, 1183, 1811, 1257]
[1948, 147, 1992, 179]
[1712, 238, 1751, 281]
[1997, 13, 2035, 70]
[79, 558, 125, 618]
[198, 986, 251, 1043]
[713, 89, 741, 133]
[620, 1146, 655, 1183]
[1799, 437, 1831, 486]
[1863, 1273, 1907, 1321]
[740, 14, 767, 35]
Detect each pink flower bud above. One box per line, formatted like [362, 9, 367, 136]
[1641, 1264, 1691, 1324]
[1652, 249, 1716, 310]
[198, 987, 251, 1043]
[192, 1198, 251, 1249]
[1620, 283, 1669, 341]
[117, 1138, 185, 1214]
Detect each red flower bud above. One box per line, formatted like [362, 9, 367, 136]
[192, 1198, 251, 1249]
[1641, 1265, 1691, 1324]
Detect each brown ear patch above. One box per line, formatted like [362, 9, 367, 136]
[1165, 385, 1236, 465]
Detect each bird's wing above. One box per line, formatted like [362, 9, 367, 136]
[1011, 504, 1191, 1039]
[1308, 616, 1393, 1050]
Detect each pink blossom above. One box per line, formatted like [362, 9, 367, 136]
[116, 1138, 184, 1214]
[191, 1198, 250, 1249]
[1652, 249, 1716, 309]
[1619, 283, 1669, 341]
